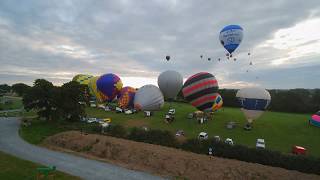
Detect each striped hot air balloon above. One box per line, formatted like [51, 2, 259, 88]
[212, 93, 223, 112]
[182, 72, 219, 112]
[118, 86, 136, 109]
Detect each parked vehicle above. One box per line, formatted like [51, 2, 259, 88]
[175, 130, 185, 136]
[87, 117, 97, 123]
[256, 138, 266, 149]
[198, 132, 208, 140]
[168, 109, 175, 115]
[115, 107, 123, 113]
[124, 109, 133, 114]
[224, 138, 234, 145]
[292, 146, 307, 155]
[213, 135, 221, 142]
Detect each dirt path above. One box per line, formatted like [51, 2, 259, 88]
[44, 131, 320, 180]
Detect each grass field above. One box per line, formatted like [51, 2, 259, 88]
[19, 101, 320, 158]
[0, 150, 81, 180]
[0, 96, 23, 110]
[85, 102, 320, 157]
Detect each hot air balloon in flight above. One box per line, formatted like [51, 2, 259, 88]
[96, 73, 123, 102]
[219, 25, 243, 55]
[166, 56, 170, 61]
[72, 74, 93, 86]
[212, 93, 223, 112]
[182, 72, 219, 112]
[157, 70, 183, 100]
[236, 87, 271, 130]
[88, 76, 105, 102]
[118, 86, 136, 109]
[134, 85, 164, 111]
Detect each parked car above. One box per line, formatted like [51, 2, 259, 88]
[124, 109, 133, 114]
[144, 111, 152, 117]
[292, 146, 307, 155]
[198, 132, 208, 140]
[87, 117, 97, 123]
[224, 138, 234, 145]
[256, 139, 266, 149]
[90, 103, 97, 107]
[175, 130, 185, 136]
[115, 107, 123, 113]
[168, 109, 175, 115]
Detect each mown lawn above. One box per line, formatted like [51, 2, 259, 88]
[0, 96, 23, 110]
[0, 150, 81, 180]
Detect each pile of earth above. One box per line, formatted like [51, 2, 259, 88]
[43, 131, 320, 180]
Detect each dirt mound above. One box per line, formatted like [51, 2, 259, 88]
[44, 131, 320, 180]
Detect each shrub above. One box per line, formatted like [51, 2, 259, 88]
[107, 125, 127, 138]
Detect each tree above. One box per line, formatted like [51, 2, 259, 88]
[57, 81, 86, 121]
[0, 84, 11, 93]
[23, 79, 57, 121]
[12, 83, 30, 96]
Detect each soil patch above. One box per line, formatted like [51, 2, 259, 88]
[43, 131, 320, 180]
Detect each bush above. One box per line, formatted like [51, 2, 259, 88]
[107, 125, 127, 138]
[128, 128, 178, 148]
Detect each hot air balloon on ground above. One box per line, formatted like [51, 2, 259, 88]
[212, 93, 223, 112]
[118, 86, 136, 109]
[88, 76, 105, 103]
[309, 111, 320, 128]
[72, 74, 93, 85]
[219, 25, 243, 55]
[236, 87, 271, 130]
[134, 85, 164, 111]
[182, 72, 219, 113]
[96, 73, 123, 102]
[158, 70, 183, 103]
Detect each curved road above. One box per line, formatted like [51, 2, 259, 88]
[0, 117, 165, 180]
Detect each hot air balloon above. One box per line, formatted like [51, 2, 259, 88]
[182, 72, 219, 112]
[96, 73, 123, 102]
[200, 55, 203, 58]
[236, 87, 271, 129]
[134, 85, 164, 111]
[157, 70, 183, 100]
[88, 76, 105, 102]
[118, 86, 136, 109]
[166, 56, 170, 61]
[72, 74, 93, 85]
[212, 93, 223, 112]
[219, 25, 243, 55]
[309, 111, 320, 128]
[208, 58, 211, 61]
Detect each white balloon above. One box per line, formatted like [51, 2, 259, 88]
[134, 85, 164, 111]
[158, 70, 183, 100]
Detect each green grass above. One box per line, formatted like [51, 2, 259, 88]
[0, 96, 23, 110]
[86, 102, 320, 157]
[0, 150, 81, 180]
[20, 102, 320, 158]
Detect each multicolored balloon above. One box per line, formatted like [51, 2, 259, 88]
[212, 93, 223, 112]
[96, 73, 123, 102]
[219, 25, 243, 54]
[310, 111, 320, 128]
[72, 74, 93, 85]
[88, 76, 105, 102]
[236, 87, 271, 124]
[134, 85, 164, 111]
[182, 72, 219, 112]
[157, 70, 183, 100]
[118, 86, 136, 109]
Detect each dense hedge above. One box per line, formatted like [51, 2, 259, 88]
[98, 125, 320, 175]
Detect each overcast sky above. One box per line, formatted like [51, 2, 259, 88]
[0, 0, 320, 89]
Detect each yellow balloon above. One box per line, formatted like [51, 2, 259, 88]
[72, 74, 93, 85]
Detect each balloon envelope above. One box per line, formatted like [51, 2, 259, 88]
[236, 87, 271, 123]
[72, 74, 93, 85]
[212, 93, 223, 112]
[158, 70, 183, 100]
[219, 25, 243, 54]
[134, 85, 164, 111]
[118, 86, 136, 109]
[182, 72, 219, 112]
[88, 76, 105, 102]
[96, 73, 123, 102]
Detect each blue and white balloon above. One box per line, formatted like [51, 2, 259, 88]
[236, 87, 271, 124]
[219, 25, 243, 54]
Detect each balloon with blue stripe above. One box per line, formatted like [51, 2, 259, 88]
[219, 25, 243, 54]
[236, 87, 271, 125]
